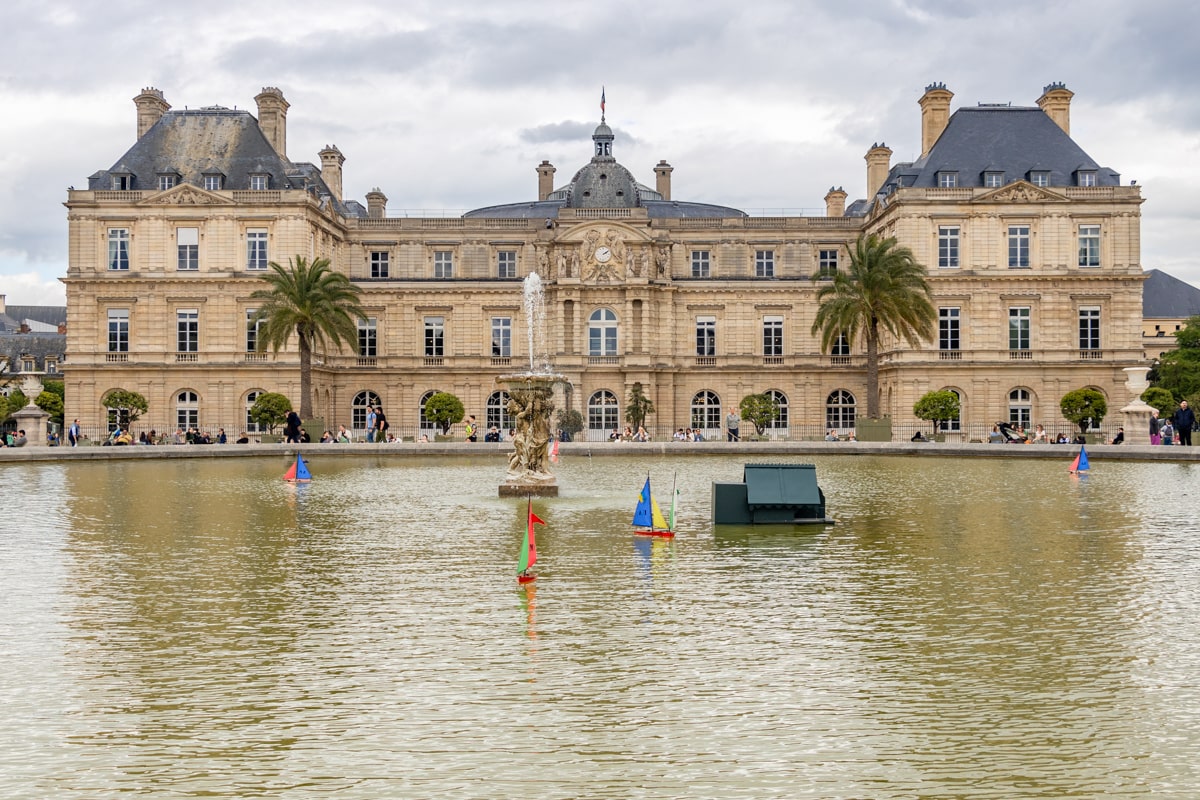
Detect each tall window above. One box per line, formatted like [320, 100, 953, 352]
[765, 389, 789, 431]
[1009, 307, 1030, 350]
[831, 333, 850, 357]
[107, 309, 129, 352]
[424, 317, 444, 357]
[938, 226, 960, 268]
[588, 308, 618, 356]
[818, 249, 838, 277]
[176, 227, 198, 271]
[755, 250, 775, 278]
[370, 251, 389, 278]
[1078, 224, 1100, 267]
[487, 391, 513, 431]
[245, 390, 263, 432]
[1008, 388, 1032, 428]
[176, 390, 199, 429]
[1008, 225, 1030, 268]
[691, 390, 722, 431]
[352, 391, 381, 431]
[358, 317, 377, 357]
[247, 229, 268, 270]
[826, 390, 857, 430]
[108, 228, 130, 271]
[434, 250, 454, 278]
[939, 307, 960, 351]
[177, 309, 198, 352]
[763, 316, 783, 357]
[696, 316, 716, 357]
[245, 309, 261, 352]
[1079, 307, 1101, 350]
[496, 250, 517, 278]
[491, 317, 511, 358]
[249, 174, 268, 190]
[419, 390, 441, 432]
[350, 393, 379, 434]
[691, 250, 710, 278]
[588, 390, 619, 431]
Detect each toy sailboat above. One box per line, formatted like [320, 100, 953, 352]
[283, 453, 312, 483]
[633, 473, 677, 538]
[518, 498, 544, 584]
[1069, 445, 1090, 473]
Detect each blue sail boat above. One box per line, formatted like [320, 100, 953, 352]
[632, 473, 677, 538]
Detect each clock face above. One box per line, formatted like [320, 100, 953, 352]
[595, 246, 612, 263]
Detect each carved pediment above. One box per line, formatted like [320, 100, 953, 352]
[140, 184, 226, 206]
[974, 181, 1068, 204]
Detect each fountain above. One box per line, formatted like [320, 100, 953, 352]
[498, 272, 567, 497]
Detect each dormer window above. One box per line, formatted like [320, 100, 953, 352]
[983, 171, 1004, 188]
[1077, 170, 1097, 187]
[203, 174, 223, 191]
[45, 358, 58, 374]
[249, 174, 268, 191]
[22, 358, 35, 372]
[157, 173, 179, 191]
[111, 173, 132, 191]
[936, 171, 958, 188]
[1028, 171, 1050, 187]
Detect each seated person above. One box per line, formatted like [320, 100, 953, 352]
[236, 432, 250, 444]
[11, 429, 28, 447]
[825, 429, 839, 441]
[114, 428, 133, 445]
[320, 430, 334, 443]
[609, 428, 621, 441]
[1073, 433, 1087, 445]
[484, 427, 501, 443]
[692, 430, 704, 442]
[1111, 427, 1124, 445]
[988, 425, 1006, 443]
[1056, 432, 1070, 444]
[911, 430, 928, 441]
[846, 432, 857, 442]
[633, 426, 650, 442]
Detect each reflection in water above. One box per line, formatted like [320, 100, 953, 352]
[1, 454, 1199, 797]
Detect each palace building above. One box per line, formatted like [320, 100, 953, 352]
[62, 82, 1145, 439]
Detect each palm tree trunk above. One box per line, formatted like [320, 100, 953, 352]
[298, 330, 313, 419]
[866, 322, 880, 419]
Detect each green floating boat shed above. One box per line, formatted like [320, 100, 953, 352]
[712, 463, 833, 525]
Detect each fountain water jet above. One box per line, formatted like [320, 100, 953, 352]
[498, 272, 567, 497]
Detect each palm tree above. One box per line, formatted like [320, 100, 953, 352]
[810, 234, 935, 419]
[250, 256, 366, 419]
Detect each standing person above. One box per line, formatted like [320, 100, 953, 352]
[465, 415, 478, 442]
[374, 406, 389, 442]
[284, 409, 302, 444]
[1150, 409, 1162, 445]
[68, 418, 80, 447]
[1161, 420, 1175, 446]
[1173, 400, 1194, 446]
[725, 408, 740, 442]
[365, 405, 377, 443]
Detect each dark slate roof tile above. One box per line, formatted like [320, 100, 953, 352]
[1143, 269, 1200, 318]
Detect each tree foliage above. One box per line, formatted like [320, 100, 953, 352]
[555, 408, 584, 437]
[425, 391, 465, 434]
[250, 256, 366, 419]
[249, 392, 292, 434]
[35, 391, 64, 423]
[1153, 315, 1200, 401]
[1060, 388, 1108, 435]
[101, 389, 148, 425]
[739, 393, 780, 436]
[811, 234, 935, 418]
[913, 390, 961, 434]
[0, 393, 8, 421]
[1141, 386, 1175, 416]
[624, 382, 656, 430]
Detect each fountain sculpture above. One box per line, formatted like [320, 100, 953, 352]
[498, 272, 566, 497]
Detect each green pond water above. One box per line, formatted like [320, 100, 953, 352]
[2, 453, 1199, 798]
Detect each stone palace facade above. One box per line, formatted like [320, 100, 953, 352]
[62, 82, 1145, 439]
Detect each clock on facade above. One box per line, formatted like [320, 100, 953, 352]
[594, 246, 612, 263]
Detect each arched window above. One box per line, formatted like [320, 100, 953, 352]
[419, 390, 441, 432]
[939, 388, 963, 432]
[176, 390, 199, 429]
[588, 308, 618, 356]
[1008, 388, 1032, 428]
[245, 390, 264, 432]
[487, 391, 513, 431]
[353, 391, 381, 432]
[765, 389, 789, 431]
[826, 390, 856, 430]
[588, 390, 619, 432]
[691, 390, 722, 433]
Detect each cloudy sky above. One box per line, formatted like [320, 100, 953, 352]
[2, 0, 1198, 304]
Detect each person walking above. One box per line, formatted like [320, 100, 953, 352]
[365, 405, 377, 443]
[465, 415, 478, 442]
[725, 408, 740, 442]
[284, 410, 302, 444]
[68, 418, 80, 447]
[374, 406, 389, 442]
[1173, 400, 1194, 446]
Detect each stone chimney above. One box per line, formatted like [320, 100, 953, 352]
[133, 87, 170, 140]
[1037, 82, 1074, 135]
[319, 145, 345, 202]
[366, 187, 388, 219]
[654, 160, 674, 200]
[255, 87, 290, 158]
[865, 144, 893, 197]
[0, 293, 5, 315]
[537, 160, 556, 201]
[824, 186, 848, 217]
[918, 82, 954, 158]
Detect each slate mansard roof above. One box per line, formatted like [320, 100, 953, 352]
[1143, 269, 1200, 319]
[87, 107, 360, 216]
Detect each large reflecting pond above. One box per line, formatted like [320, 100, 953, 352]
[2, 453, 1199, 798]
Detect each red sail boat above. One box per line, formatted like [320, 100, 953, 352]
[283, 453, 312, 483]
[518, 498, 544, 584]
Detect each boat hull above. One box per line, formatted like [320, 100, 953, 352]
[633, 528, 675, 538]
[518, 574, 538, 584]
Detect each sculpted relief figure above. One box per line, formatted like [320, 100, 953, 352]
[556, 249, 570, 278]
[625, 246, 637, 277]
[537, 248, 552, 279]
[655, 246, 670, 276]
